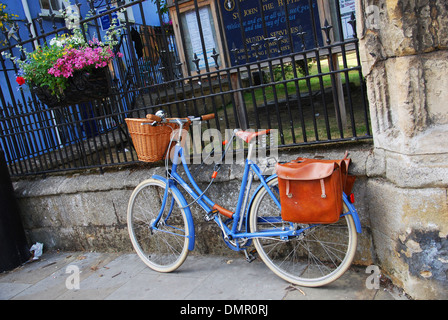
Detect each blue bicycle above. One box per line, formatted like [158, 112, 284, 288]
[127, 113, 362, 287]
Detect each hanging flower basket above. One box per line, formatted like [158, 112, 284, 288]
[32, 67, 111, 106]
[3, 7, 123, 108]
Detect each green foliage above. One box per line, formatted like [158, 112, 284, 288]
[273, 59, 313, 82]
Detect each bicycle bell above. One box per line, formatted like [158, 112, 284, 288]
[155, 110, 167, 120]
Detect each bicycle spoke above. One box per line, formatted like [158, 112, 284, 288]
[250, 177, 357, 287]
[127, 179, 189, 273]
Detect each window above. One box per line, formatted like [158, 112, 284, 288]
[39, 0, 65, 16]
[112, 0, 135, 23]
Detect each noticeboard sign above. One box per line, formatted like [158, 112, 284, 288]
[219, 0, 323, 66]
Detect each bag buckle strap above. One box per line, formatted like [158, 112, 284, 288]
[320, 179, 326, 198]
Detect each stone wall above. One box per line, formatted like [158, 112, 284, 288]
[357, 0, 448, 299]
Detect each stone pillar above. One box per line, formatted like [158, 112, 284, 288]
[357, 0, 448, 299]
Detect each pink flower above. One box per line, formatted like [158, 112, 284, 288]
[48, 46, 122, 79]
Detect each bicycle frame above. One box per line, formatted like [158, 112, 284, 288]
[151, 136, 362, 253]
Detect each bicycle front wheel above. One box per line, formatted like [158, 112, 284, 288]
[127, 178, 190, 273]
[249, 178, 358, 287]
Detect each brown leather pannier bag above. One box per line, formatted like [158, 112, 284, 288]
[276, 154, 354, 224]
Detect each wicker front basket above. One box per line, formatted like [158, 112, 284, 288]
[125, 118, 180, 162]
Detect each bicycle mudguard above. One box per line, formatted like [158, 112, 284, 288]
[342, 193, 362, 234]
[152, 175, 196, 251]
[248, 174, 362, 234]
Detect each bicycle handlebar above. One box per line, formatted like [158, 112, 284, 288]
[200, 113, 215, 121]
[143, 113, 215, 126]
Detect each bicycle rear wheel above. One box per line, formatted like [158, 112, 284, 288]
[249, 178, 357, 287]
[127, 178, 190, 273]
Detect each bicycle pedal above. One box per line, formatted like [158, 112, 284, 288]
[244, 249, 257, 263]
[204, 209, 218, 221]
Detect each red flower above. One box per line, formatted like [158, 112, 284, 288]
[16, 76, 25, 86]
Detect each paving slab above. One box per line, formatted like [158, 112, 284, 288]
[0, 251, 405, 302]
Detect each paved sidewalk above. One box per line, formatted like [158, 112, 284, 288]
[0, 251, 407, 301]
